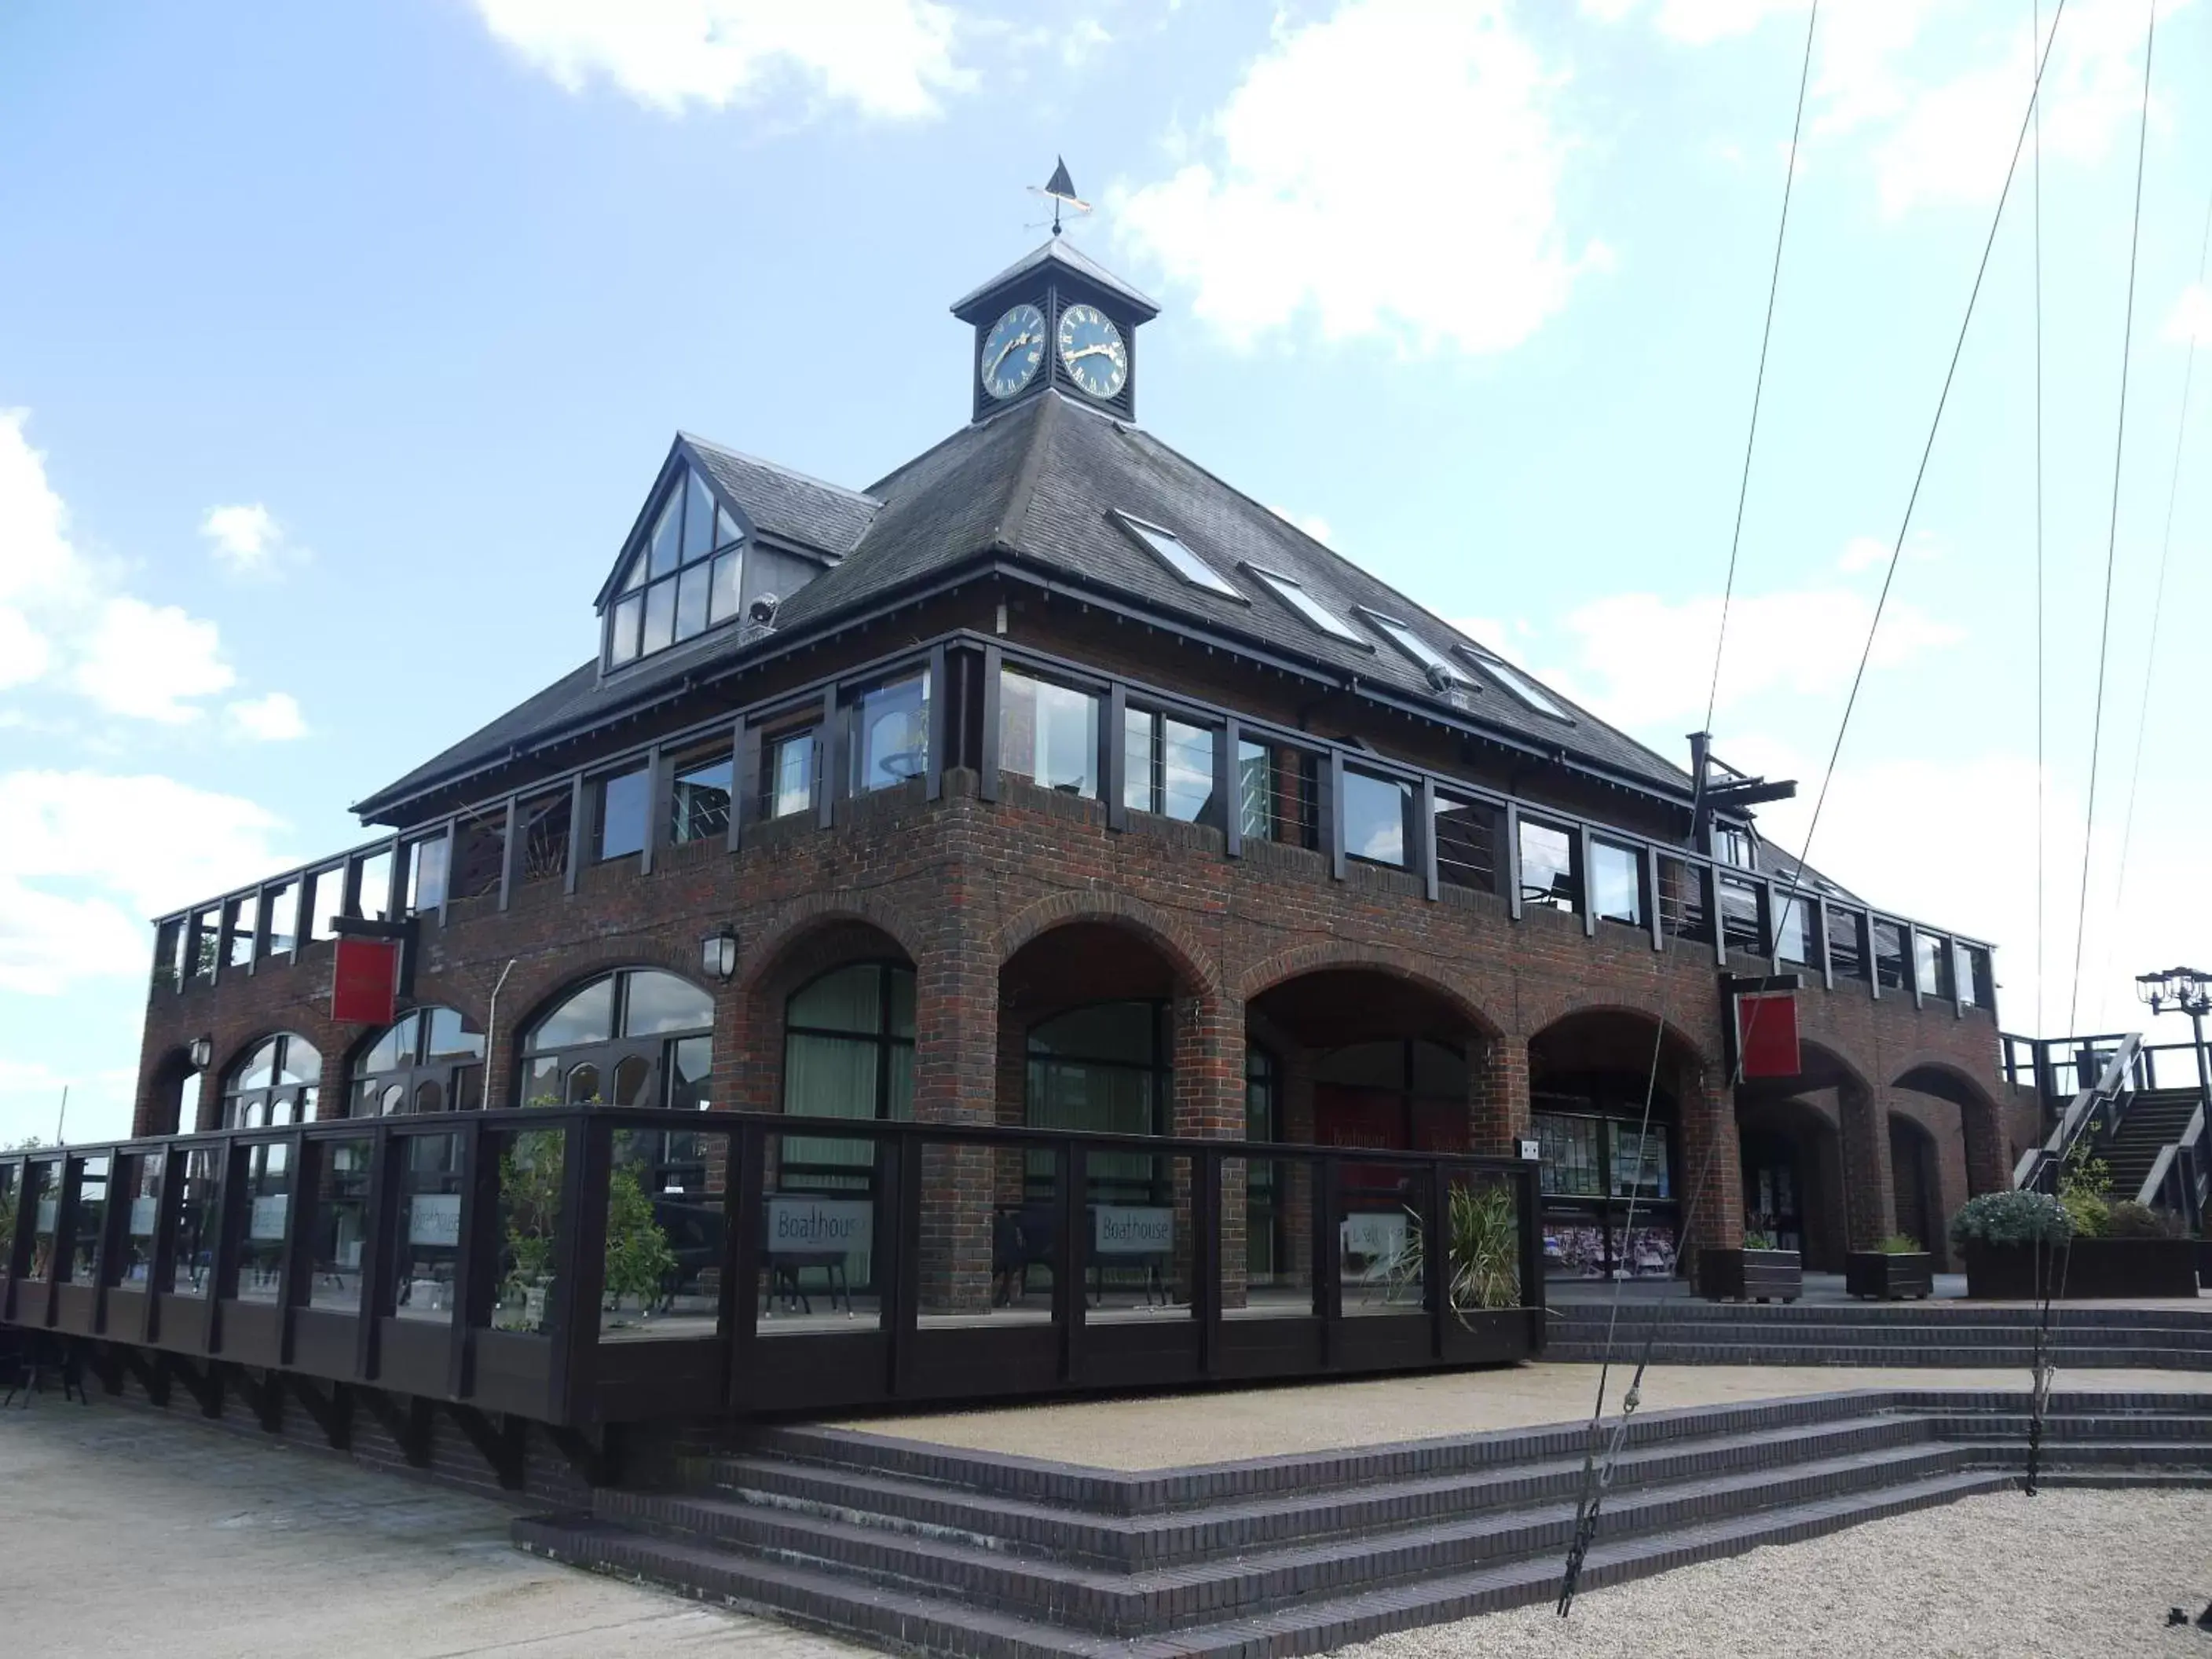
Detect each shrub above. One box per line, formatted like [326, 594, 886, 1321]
[1877, 1233, 1924, 1254]
[1949, 1189, 2072, 1249]
[2057, 1181, 2110, 1239]
[1743, 1229, 1780, 1251]
[2104, 1200, 2181, 1240]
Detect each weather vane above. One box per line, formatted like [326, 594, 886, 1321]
[1029, 156, 1090, 237]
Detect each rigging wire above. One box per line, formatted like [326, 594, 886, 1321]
[1558, 1, 1819, 1617]
[2033, 0, 2047, 1038]
[2065, 0, 2158, 1035]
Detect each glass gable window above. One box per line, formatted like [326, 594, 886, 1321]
[222, 1034, 321, 1129]
[1360, 610, 1472, 687]
[1125, 709, 1215, 821]
[1243, 565, 1367, 644]
[1112, 512, 1242, 597]
[604, 463, 745, 670]
[851, 671, 930, 794]
[1000, 668, 1099, 797]
[1459, 645, 1573, 720]
[350, 1006, 486, 1117]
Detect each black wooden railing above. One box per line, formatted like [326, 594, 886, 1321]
[143, 632, 1996, 1023]
[2012, 1035, 2142, 1195]
[0, 1111, 1544, 1425]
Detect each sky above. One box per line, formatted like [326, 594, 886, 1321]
[2, 0, 2209, 1147]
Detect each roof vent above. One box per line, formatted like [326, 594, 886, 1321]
[741, 592, 780, 646]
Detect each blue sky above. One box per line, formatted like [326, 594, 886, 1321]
[2, 0, 2208, 1145]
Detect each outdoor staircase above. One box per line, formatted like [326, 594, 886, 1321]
[1542, 1301, 2212, 1370]
[514, 1390, 2212, 1658]
[2097, 1087, 2204, 1203]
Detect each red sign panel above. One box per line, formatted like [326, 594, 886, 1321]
[331, 936, 400, 1026]
[1735, 990, 1801, 1080]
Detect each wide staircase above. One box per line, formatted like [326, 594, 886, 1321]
[2097, 1087, 2204, 1203]
[515, 1390, 2212, 1657]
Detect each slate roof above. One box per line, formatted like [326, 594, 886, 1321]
[949, 238, 1160, 320]
[355, 390, 1695, 820]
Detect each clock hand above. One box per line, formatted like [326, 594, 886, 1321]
[991, 333, 1035, 375]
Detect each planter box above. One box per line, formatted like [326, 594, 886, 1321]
[1962, 1238, 2201, 1300]
[1697, 1247, 1802, 1303]
[1844, 1251, 1934, 1300]
[2199, 1240, 2212, 1289]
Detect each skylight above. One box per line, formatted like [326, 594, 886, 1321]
[1243, 565, 1366, 645]
[1113, 512, 1242, 599]
[1359, 610, 1472, 687]
[1459, 644, 1574, 721]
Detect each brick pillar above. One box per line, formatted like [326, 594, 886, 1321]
[912, 919, 997, 1315]
[1958, 1091, 2006, 1197]
[1467, 1034, 1529, 1157]
[1280, 1044, 1316, 1291]
[1678, 1059, 1741, 1273]
[1173, 991, 1245, 1309]
[1838, 1081, 1896, 1251]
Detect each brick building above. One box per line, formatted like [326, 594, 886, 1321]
[126, 234, 2028, 1310]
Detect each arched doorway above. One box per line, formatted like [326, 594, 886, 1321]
[1736, 1097, 1844, 1270]
[1888, 1112, 1943, 1266]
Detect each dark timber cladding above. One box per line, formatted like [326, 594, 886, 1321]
[63, 231, 2024, 1435]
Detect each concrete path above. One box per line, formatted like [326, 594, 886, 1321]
[843, 1364, 2212, 1469]
[0, 1402, 864, 1658]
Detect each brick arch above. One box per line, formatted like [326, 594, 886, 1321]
[140, 1043, 203, 1137]
[1522, 995, 1718, 1075]
[992, 890, 1221, 998]
[211, 1025, 336, 1089]
[738, 893, 926, 999]
[491, 950, 716, 1111]
[1891, 1053, 2009, 1197]
[1235, 940, 1503, 1039]
[734, 910, 921, 1116]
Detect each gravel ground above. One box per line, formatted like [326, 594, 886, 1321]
[0, 1403, 864, 1657]
[846, 1365, 2212, 1469]
[1337, 1489, 2212, 1659]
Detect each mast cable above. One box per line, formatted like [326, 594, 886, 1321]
[2033, 0, 2047, 1038]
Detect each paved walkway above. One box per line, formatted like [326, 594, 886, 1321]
[1546, 1271, 2212, 1308]
[844, 1364, 2212, 1470]
[0, 1403, 862, 1658]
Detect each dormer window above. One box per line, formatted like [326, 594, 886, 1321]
[1112, 511, 1242, 598]
[1243, 564, 1367, 646]
[1358, 609, 1471, 687]
[1458, 643, 1573, 722]
[605, 466, 745, 671]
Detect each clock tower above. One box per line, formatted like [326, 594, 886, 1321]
[950, 168, 1159, 424]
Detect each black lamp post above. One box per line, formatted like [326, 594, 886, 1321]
[2135, 966, 2212, 1111]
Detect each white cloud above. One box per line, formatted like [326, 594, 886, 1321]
[1269, 504, 1334, 544]
[1550, 584, 1964, 727]
[2166, 282, 2212, 346]
[71, 597, 236, 723]
[471, 0, 973, 119]
[1110, 0, 1608, 355]
[1836, 529, 1940, 572]
[0, 605, 51, 690]
[200, 502, 282, 575]
[225, 690, 307, 742]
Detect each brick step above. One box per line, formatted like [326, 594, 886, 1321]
[672, 1413, 1933, 1572]
[515, 1469, 2025, 1659]
[589, 1441, 2040, 1634]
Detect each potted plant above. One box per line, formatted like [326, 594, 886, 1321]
[1845, 1233, 1935, 1300]
[600, 1165, 679, 1328]
[1956, 1176, 2199, 1300]
[1387, 1181, 1523, 1320]
[1951, 1189, 2071, 1298]
[494, 1128, 564, 1333]
[1696, 1229, 1802, 1302]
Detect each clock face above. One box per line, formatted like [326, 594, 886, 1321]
[1057, 303, 1128, 398]
[980, 303, 1046, 401]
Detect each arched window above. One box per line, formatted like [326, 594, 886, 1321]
[349, 1006, 486, 1116]
[222, 1034, 321, 1128]
[521, 969, 714, 1110]
[1314, 1038, 1467, 1151]
[782, 962, 914, 1192]
[1026, 1001, 1171, 1205]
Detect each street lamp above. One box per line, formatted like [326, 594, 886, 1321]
[2135, 966, 2212, 1109]
[701, 927, 739, 985]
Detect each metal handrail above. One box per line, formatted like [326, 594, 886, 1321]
[2013, 1032, 2143, 1193]
[2137, 1102, 2207, 1231]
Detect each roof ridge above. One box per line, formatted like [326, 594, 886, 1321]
[679, 431, 883, 507]
[994, 390, 1066, 551]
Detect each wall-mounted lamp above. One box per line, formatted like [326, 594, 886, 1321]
[702, 927, 739, 984]
[187, 1035, 214, 1071]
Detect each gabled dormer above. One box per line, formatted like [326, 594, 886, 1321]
[595, 435, 881, 676]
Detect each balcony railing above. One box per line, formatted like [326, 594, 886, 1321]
[0, 1111, 1544, 1426]
[146, 630, 1998, 1020]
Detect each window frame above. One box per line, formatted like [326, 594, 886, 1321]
[221, 1034, 322, 1130]
[1357, 608, 1474, 687]
[348, 1006, 487, 1119]
[1110, 511, 1245, 599]
[1456, 643, 1575, 721]
[601, 463, 748, 674]
[1240, 564, 1371, 646]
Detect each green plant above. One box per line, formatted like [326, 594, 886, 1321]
[2105, 1200, 2181, 1240]
[496, 1129, 565, 1331]
[1949, 1189, 2072, 1248]
[1877, 1233, 1924, 1254]
[1387, 1182, 1522, 1321]
[602, 1165, 678, 1321]
[1743, 1229, 1779, 1251]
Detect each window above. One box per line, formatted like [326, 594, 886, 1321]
[1537, 1113, 1602, 1197]
[596, 765, 650, 861]
[604, 464, 745, 670]
[191, 907, 218, 980]
[1609, 1122, 1671, 1199]
[764, 727, 816, 819]
[670, 751, 733, 844]
[1313, 1039, 1469, 1152]
[1124, 709, 1214, 821]
[309, 866, 347, 942]
[1243, 565, 1367, 644]
[1459, 645, 1573, 720]
[1361, 610, 1472, 687]
[152, 918, 185, 987]
[1712, 823, 1756, 870]
[405, 837, 449, 914]
[1027, 1002, 1171, 1206]
[851, 671, 930, 794]
[1112, 512, 1242, 598]
[1518, 819, 1575, 910]
[1914, 932, 1949, 998]
[222, 1034, 321, 1129]
[350, 1006, 486, 1117]
[521, 969, 713, 1111]
[223, 897, 255, 968]
[1775, 894, 1813, 963]
[1237, 739, 1318, 847]
[264, 881, 297, 957]
[782, 962, 915, 1192]
[1341, 768, 1412, 867]
[999, 668, 1098, 796]
[1589, 840, 1643, 926]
